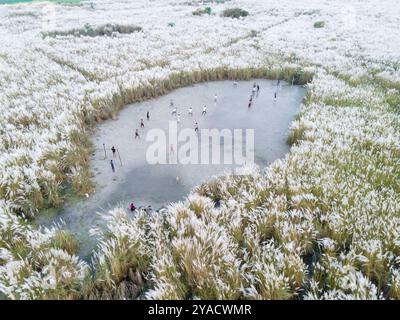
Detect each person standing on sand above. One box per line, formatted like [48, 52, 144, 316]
[172, 107, 177, 115]
[257, 84, 260, 92]
[135, 129, 140, 139]
[188, 106, 193, 116]
[111, 146, 116, 157]
[110, 159, 115, 173]
[202, 105, 207, 116]
[140, 119, 145, 128]
[214, 94, 218, 103]
[147, 111, 150, 121]
[177, 113, 181, 124]
[274, 91, 277, 101]
[194, 121, 199, 133]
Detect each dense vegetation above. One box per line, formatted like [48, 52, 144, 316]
[42, 23, 142, 38]
[221, 7, 249, 19]
[0, 0, 399, 300]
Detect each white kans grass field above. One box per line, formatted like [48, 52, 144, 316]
[0, 0, 399, 299]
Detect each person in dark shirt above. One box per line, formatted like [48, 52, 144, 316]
[110, 159, 115, 172]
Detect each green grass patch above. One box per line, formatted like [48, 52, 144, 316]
[221, 8, 249, 19]
[192, 7, 212, 16]
[313, 21, 325, 28]
[42, 23, 142, 38]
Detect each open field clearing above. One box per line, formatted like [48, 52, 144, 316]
[34, 79, 305, 257]
[0, 0, 399, 300]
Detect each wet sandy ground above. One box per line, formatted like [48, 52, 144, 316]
[35, 79, 305, 257]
